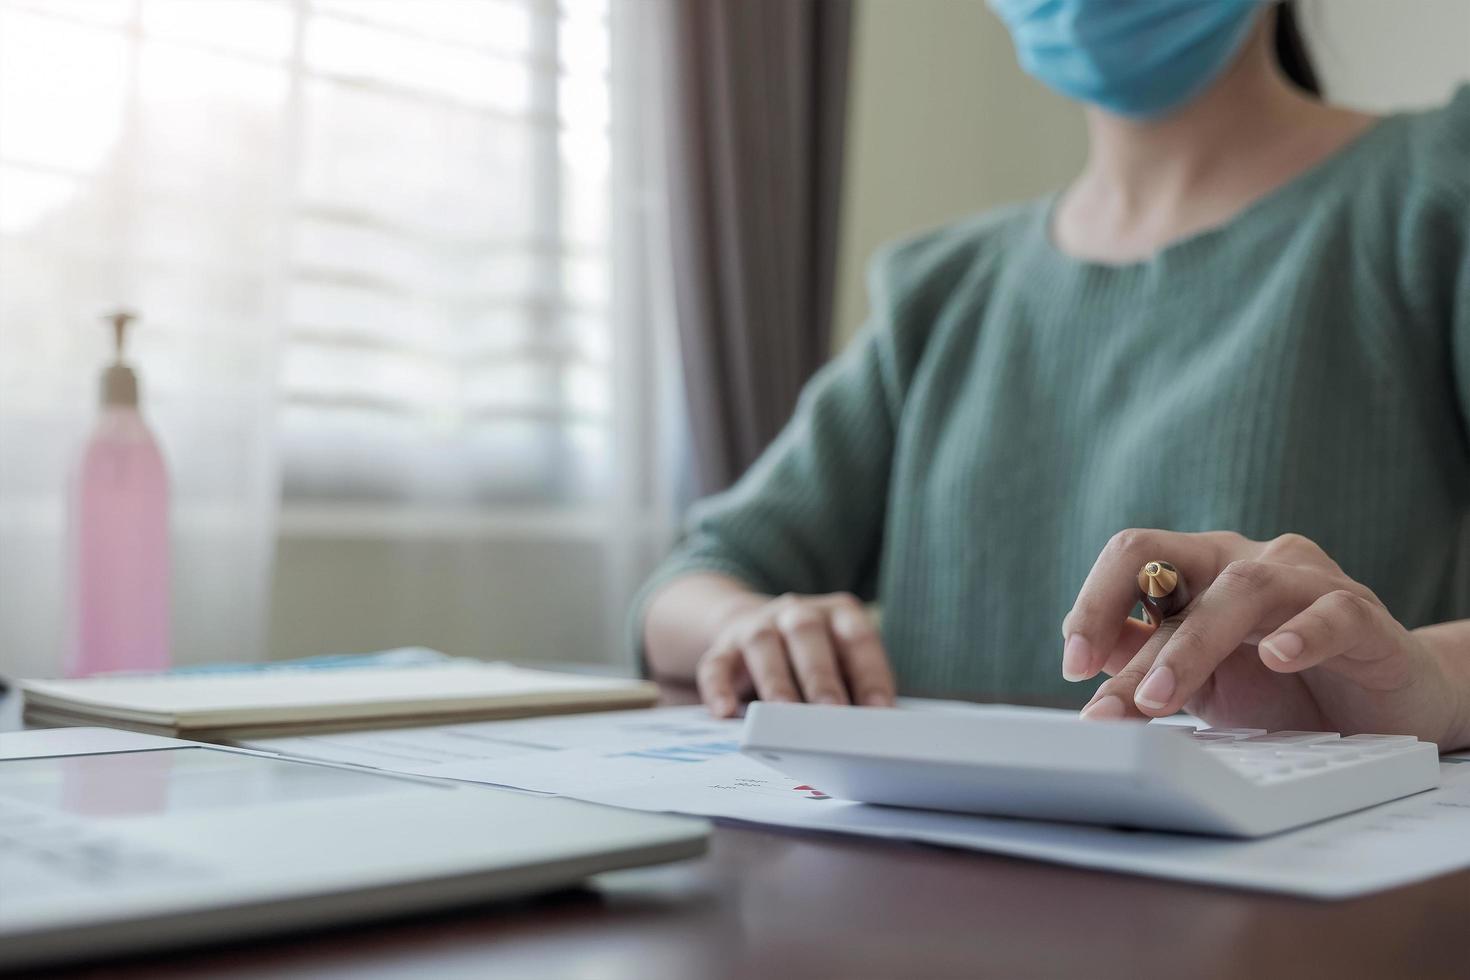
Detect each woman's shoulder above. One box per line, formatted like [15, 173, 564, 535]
[863, 199, 1047, 342]
[854, 200, 1048, 395]
[1322, 86, 1470, 284]
[868, 200, 1045, 294]
[1394, 83, 1470, 205]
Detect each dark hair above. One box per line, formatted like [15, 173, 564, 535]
[1274, 2, 1321, 96]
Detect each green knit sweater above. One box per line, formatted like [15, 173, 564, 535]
[636, 88, 1470, 707]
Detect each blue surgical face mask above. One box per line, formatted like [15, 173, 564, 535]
[987, 0, 1267, 119]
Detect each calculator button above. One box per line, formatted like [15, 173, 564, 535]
[1239, 731, 1341, 745]
[1195, 728, 1267, 739]
[1212, 741, 1282, 753]
[1341, 742, 1418, 756]
[1228, 759, 1292, 777]
[1341, 734, 1418, 744]
[1229, 758, 1284, 770]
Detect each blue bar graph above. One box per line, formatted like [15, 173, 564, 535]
[610, 740, 741, 763]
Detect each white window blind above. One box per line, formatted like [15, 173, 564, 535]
[281, 0, 614, 505]
[0, 0, 614, 509]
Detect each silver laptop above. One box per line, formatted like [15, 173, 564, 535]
[0, 727, 709, 971]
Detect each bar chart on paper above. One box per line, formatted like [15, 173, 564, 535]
[412, 710, 845, 812]
[612, 741, 741, 763]
[240, 710, 744, 776]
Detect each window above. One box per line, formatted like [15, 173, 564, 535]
[0, 0, 677, 677]
[282, 0, 614, 504]
[0, 0, 617, 508]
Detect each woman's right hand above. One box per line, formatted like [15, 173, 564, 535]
[695, 592, 896, 718]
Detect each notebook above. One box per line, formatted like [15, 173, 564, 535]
[19, 658, 660, 740]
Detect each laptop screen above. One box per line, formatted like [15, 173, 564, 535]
[0, 747, 440, 819]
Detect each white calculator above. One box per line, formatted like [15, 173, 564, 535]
[739, 703, 1440, 837]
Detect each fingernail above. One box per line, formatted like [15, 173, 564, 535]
[1135, 665, 1175, 711]
[1062, 634, 1094, 682]
[863, 692, 893, 707]
[712, 698, 735, 717]
[1261, 632, 1303, 663]
[1080, 694, 1124, 721]
[817, 695, 843, 705]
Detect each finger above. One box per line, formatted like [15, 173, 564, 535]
[1096, 618, 1153, 677]
[776, 605, 849, 705]
[1063, 529, 1241, 682]
[1129, 560, 1330, 716]
[695, 646, 747, 718]
[1081, 617, 1180, 722]
[1258, 589, 1389, 676]
[830, 603, 896, 706]
[739, 626, 801, 704]
[1258, 532, 1342, 574]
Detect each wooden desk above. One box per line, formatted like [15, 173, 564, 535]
[6, 689, 1467, 980]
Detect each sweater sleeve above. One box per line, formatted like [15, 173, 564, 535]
[664, 323, 898, 596]
[625, 243, 928, 665]
[1457, 225, 1470, 446]
[1435, 87, 1470, 447]
[623, 202, 1024, 668]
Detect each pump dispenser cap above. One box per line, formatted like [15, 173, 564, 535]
[100, 309, 140, 408]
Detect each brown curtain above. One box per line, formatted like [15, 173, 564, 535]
[661, 0, 855, 497]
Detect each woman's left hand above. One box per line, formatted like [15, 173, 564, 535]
[1062, 530, 1466, 746]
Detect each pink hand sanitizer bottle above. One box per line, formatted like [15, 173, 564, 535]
[66, 310, 171, 677]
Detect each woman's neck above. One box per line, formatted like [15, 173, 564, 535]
[1054, 21, 1377, 263]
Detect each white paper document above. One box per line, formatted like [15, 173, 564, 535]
[244, 705, 1470, 899]
[236, 709, 732, 776]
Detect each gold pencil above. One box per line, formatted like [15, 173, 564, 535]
[1138, 560, 1190, 626]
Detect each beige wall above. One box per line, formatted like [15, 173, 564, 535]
[832, 0, 1085, 346]
[832, 0, 1470, 347]
[1306, 0, 1470, 112]
[267, 535, 611, 664]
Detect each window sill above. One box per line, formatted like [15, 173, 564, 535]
[276, 503, 668, 541]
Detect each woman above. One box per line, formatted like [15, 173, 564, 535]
[637, 0, 1470, 748]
